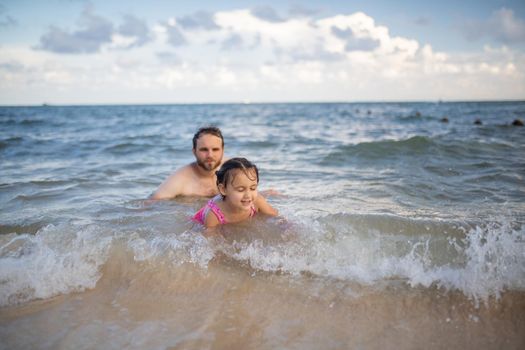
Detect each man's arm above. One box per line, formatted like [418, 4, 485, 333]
[149, 170, 185, 200]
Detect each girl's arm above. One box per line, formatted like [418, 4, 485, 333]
[255, 194, 279, 216]
[203, 210, 220, 228]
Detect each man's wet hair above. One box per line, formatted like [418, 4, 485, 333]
[216, 158, 259, 190]
[192, 127, 224, 149]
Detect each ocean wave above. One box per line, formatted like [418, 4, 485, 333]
[222, 215, 524, 303]
[103, 142, 147, 154]
[320, 135, 519, 165]
[0, 136, 24, 151]
[396, 112, 436, 122]
[0, 224, 112, 307]
[1, 213, 522, 307]
[239, 140, 280, 148]
[320, 136, 433, 163]
[0, 117, 46, 126]
[0, 221, 49, 235]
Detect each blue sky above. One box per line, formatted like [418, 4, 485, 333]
[1, 0, 524, 105]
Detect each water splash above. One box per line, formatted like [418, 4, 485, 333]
[1, 214, 522, 307]
[0, 223, 112, 306]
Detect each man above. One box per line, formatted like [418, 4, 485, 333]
[150, 126, 226, 199]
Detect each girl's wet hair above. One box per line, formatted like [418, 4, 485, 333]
[216, 157, 259, 188]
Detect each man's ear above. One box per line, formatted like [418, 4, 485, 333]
[192, 148, 196, 157]
[218, 183, 227, 196]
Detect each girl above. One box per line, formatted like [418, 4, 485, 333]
[192, 157, 278, 228]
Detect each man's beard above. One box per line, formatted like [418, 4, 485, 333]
[196, 157, 222, 171]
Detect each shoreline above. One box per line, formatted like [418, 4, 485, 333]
[2, 256, 524, 349]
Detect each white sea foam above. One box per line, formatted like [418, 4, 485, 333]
[1, 215, 522, 307]
[221, 215, 525, 303]
[415, 220, 525, 302]
[128, 229, 215, 268]
[0, 223, 112, 306]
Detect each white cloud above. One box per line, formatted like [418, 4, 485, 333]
[214, 9, 318, 50]
[176, 11, 220, 30]
[36, 7, 114, 54]
[251, 6, 286, 23]
[116, 15, 154, 49]
[493, 8, 525, 43]
[36, 7, 154, 54]
[109, 34, 139, 49]
[1, 8, 524, 104]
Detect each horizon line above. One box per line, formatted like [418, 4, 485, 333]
[1, 98, 525, 108]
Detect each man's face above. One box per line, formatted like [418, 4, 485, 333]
[193, 134, 224, 171]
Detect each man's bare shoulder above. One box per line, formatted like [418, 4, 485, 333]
[149, 163, 196, 199]
[169, 163, 196, 179]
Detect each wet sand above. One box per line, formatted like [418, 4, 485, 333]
[1, 249, 524, 350]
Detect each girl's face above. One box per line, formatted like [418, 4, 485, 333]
[219, 169, 258, 211]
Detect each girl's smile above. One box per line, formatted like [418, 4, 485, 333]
[219, 169, 258, 213]
[192, 157, 277, 228]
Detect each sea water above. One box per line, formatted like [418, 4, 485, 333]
[0, 102, 524, 349]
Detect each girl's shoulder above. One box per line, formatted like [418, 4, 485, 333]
[203, 209, 221, 227]
[204, 196, 227, 226]
[209, 194, 223, 203]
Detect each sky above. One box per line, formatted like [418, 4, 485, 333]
[1, 0, 524, 105]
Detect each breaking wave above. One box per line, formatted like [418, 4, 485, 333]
[1, 213, 523, 307]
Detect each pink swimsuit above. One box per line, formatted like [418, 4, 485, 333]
[192, 195, 257, 225]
